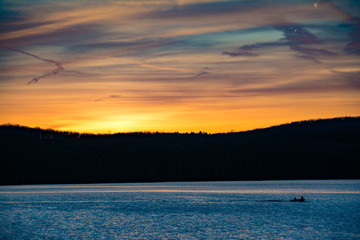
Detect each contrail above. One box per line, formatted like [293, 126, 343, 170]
[5, 47, 64, 85]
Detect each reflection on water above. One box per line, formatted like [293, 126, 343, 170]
[1, 180, 359, 239]
[1, 180, 360, 194]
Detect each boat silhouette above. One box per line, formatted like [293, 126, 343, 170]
[291, 196, 305, 202]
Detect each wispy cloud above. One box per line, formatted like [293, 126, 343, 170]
[228, 71, 360, 96]
[195, 71, 211, 77]
[0, 0, 359, 133]
[319, 0, 360, 55]
[4, 47, 64, 85]
[223, 24, 337, 62]
[94, 95, 122, 102]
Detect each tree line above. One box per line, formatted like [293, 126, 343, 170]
[1, 117, 359, 185]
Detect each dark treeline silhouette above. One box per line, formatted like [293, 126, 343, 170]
[1, 117, 360, 185]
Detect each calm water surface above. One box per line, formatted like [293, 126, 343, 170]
[1, 180, 359, 239]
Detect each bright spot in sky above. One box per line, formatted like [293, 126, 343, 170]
[0, 0, 359, 133]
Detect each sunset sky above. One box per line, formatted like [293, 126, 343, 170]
[0, 0, 359, 133]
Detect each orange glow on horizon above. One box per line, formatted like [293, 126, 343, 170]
[1, 0, 359, 133]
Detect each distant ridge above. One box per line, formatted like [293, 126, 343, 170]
[2, 116, 360, 135]
[1, 117, 359, 185]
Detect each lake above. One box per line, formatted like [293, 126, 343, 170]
[1, 180, 359, 239]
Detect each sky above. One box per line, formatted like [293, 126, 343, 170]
[0, 0, 359, 133]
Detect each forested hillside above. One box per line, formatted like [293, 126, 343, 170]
[1, 117, 359, 185]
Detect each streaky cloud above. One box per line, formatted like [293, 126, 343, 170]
[95, 95, 122, 102]
[195, 71, 210, 77]
[223, 24, 337, 62]
[321, 0, 360, 55]
[223, 41, 286, 57]
[3, 47, 64, 85]
[223, 51, 259, 57]
[330, 70, 360, 89]
[229, 73, 360, 96]
[278, 25, 321, 45]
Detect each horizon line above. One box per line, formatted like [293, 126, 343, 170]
[1, 116, 359, 136]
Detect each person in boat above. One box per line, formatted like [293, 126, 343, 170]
[291, 196, 305, 202]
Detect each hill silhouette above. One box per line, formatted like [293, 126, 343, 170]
[1, 117, 359, 185]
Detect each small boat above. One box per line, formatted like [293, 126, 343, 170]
[290, 196, 305, 202]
